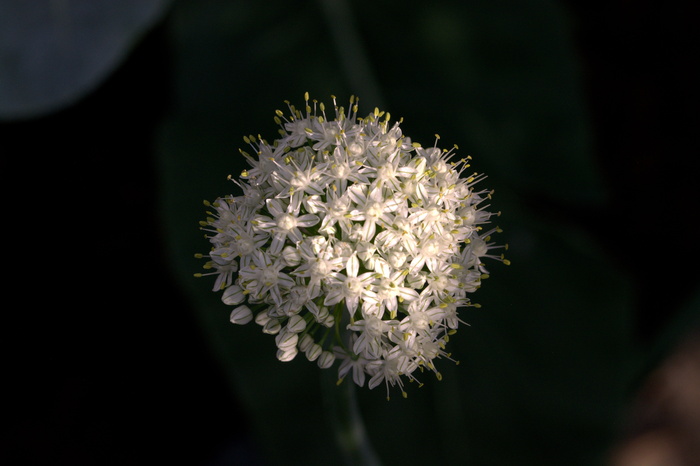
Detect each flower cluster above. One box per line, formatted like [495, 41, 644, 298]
[197, 94, 507, 398]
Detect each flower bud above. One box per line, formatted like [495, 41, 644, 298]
[306, 343, 322, 362]
[255, 311, 272, 327]
[262, 318, 282, 335]
[275, 329, 299, 350]
[277, 347, 298, 362]
[317, 350, 336, 369]
[322, 314, 335, 328]
[312, 306, 329, 324]
[229, 305, 253, 325]
[281, 245, 301, 267]
[356, 241, 376, 262]
[222, 285, 245, 305]
[406, 271, 426, 289]
[298, 334, 314, 352]
[287, 314, 307, 333]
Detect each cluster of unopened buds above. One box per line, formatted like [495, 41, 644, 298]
[197, 93, 508, 398]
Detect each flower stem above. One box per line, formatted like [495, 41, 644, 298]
[322, 369, 383, 466]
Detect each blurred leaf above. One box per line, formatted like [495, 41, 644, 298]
[445, 213, 637, 465]
[0, 0, 170, 119]
[362, 0, 603, 205]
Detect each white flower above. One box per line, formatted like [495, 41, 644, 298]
[198, 93, 507, 397]
[348, 310, 400, 359]
[237, 250, 294, 305]
[346, 184, 401, 242]
[363, 265, 418, 318]
[324, 254, 376, 315]
[336, 339, 369, 387]
[326, 145, 371, 193]
[253, 198, 319, 255]
[366, 345, 419, 400]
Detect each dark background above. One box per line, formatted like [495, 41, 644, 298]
[2, 1, 698, 465]
[2, 12, 255, 466]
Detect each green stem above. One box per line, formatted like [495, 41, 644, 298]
[321, 305, 382, 466]
[322, 370, 383, 466]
